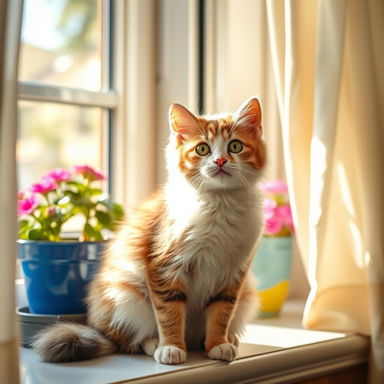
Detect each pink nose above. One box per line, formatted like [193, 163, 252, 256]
[214, 157, 227, 167]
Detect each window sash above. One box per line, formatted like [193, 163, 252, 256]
[18, 82, 118, 108]
[17, 0, 117, 195]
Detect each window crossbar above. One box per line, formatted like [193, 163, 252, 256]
[18, 82, 118, 109]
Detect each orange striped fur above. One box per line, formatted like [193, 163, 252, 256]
[33, 97, 266, 365]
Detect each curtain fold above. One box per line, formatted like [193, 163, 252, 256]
[266, 0, 384, 382]
[0, 0, 23, 383]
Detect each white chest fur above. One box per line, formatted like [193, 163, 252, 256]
[166, 184, 264, 306]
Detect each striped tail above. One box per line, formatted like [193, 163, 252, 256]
[32, 323, 116, 363]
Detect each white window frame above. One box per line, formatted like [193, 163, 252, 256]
[18, 0, 118, 195]
[16, 0, 160, 211]
[111, 0, 158, 209]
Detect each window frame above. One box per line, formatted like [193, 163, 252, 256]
[17, 0, 118, 197]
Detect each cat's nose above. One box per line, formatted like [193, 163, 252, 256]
[214, 157, 227, 167]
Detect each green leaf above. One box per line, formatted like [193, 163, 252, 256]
[66, 190, 92, 207]
[50, 221, 62, 236]
[28, 229, 45, 240]
[19, 219, 29, 226]
[111, 203, 125, 219]
[64, 180, 85, 190]
[88, 188, 102, 196]
[95, 210, 111, 226]
[84, 223, 103, 241]
[19, 219, 30, 230]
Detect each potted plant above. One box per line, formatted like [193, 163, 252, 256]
[17, 165, 124, 315]
[252, 180, 294, 317]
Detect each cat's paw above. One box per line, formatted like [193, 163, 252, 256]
[208, 343, 238, 362]
[154, 345, 187, 365]
[142, 338, 159, 356]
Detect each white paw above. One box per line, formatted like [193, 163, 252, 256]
[208, 343, 238, 362]
[142, 338, 159, 356]
[154, 345, 187, 365]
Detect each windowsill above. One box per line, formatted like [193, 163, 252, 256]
[19, 300, 370, 384]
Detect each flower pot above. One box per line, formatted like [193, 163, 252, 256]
[17, 240, 106, 315]
[252, 236, 293, 318]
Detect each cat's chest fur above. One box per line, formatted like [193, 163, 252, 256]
[167, 189, 263, 305]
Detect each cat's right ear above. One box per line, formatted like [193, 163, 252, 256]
[169, 104, 200, 143]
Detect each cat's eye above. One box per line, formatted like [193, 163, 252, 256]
[228, 140, 243, 154]
[195, 143, 210, 156]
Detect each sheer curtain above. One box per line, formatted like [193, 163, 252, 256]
[266, 0, 384, 382]
[0, 0, 23, 383]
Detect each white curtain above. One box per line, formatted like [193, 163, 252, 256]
[266, 0, 384, 382]
[0, 0, 23, 383]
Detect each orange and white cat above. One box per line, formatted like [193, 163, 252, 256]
[33, 97, 267, 365]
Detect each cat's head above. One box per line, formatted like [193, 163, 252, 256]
[167, 97, 266, 192]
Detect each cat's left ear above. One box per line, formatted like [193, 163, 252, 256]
[169, 104, 200, 142]
[233, 97, 262, 137]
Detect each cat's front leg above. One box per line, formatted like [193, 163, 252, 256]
[149, 279, 187, 364]
[204, 286, 240, 362]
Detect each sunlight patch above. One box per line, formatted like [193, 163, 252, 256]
[240, 324, 345, 348]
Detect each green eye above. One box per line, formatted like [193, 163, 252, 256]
[228, 140, 243, 154]
[195, 143, 210, 156]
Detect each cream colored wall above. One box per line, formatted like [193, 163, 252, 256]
[205, 0, 285, 181]
[156, 0, 199, 185]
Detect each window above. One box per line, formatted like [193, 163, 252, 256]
[17, 0, 117, 194]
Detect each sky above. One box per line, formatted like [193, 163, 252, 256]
[21, 0, 66, 50]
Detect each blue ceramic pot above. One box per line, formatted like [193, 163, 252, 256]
[17, 240, 106, 315]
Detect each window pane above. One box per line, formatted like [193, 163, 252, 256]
[19, 0, 103, 91]
[17, 101, 106, 191]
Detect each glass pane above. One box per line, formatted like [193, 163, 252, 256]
[17, 101, 106, 191]
[19, 0, 103, 91]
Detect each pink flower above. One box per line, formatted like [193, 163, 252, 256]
[262, 193, 294, 235]
[277, 205, 294, 232]
[30, 178, 58, 194]
[73, 165, 105, 181]
[265, 216, 282, 235]
[42, 168, 71, 182]
[261, 180, 288, 194]
[263, 198, 277, 218]
[18, 194, 39, 216]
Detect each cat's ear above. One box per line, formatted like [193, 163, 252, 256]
[169, 104, 200, 142]
[233, 97, 262, 136]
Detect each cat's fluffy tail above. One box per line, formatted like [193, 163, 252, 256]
[32, 323, 116, 363]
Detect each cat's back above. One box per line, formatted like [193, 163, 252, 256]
[89, 190, 167, 293]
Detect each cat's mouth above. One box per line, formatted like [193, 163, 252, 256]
[213, 169, 231, 177]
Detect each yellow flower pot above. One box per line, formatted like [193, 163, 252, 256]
[252, 236, 293, 318]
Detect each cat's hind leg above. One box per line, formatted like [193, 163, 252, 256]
[142, 337, 159, 356]
[228, 273, 259, 340]
[87, 279, 158, 354]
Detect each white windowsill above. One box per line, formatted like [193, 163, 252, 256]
[19, 300, 369, 384]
